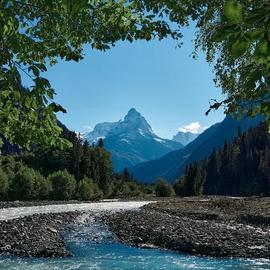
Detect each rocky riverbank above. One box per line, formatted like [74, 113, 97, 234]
[0, 200, 150, 258]
[0, 212, 81, 257]
[1, 197, 270, 259]
[104, 197, 270, 258]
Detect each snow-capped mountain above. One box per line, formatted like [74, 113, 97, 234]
[83, 108, 183, 171]
[83, 122, 119, 143]
[172, 131, 198, 146]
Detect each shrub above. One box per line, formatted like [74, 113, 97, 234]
[0, 168, 9, 199]
[127, 182, 142, 197]
[109, 181, 143, 198]
[35, 175, 52, 199]
[155, 179, 174, 197]
[174, 176, 188, 197]
[1, 156, 23, 180]
[102, 182, 114, 198]
[9, 167, 39, 200]
[111, 181, 130, 198]
[49, 170, 76, 200]
[92, 182, 103, 200]
[119, 182, 131, 197]
[77, 177, 103, 201]
[8, 164, 52, 201]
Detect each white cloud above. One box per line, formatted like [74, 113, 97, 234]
[178, 122, 208, 134]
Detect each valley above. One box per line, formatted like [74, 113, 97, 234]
[2, 1, 270, 269]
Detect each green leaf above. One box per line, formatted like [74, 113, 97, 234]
[255, 40, 269, 56]
[231, 40, 249, 57]
[3, 25, 9, 35]
[48, 102, 67, 113]
[246, 29, 265, 41]
[28, 66, 40, 77]
[36, 63, 47, 72]
[46, 89, 54, 99]
[224, 0, 243, 24]
[211, 27, 234, 42]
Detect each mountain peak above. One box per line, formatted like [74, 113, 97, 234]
[172, 131, 198, 146]
[126, 108, 141, 118]
[120, 108, 154, 135]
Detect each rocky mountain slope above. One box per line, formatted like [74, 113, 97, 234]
[172, 131, 198, 146]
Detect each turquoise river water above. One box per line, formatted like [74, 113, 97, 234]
[0, 211, 269, 270]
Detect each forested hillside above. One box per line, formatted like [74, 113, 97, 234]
[175, 123, 270, 196]
[0, 126, 147, 201]
[130, 116, 262, 183]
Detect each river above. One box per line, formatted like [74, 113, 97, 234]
[0, 201, 269, 270]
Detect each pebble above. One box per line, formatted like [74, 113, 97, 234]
[104, 198, 270, 259]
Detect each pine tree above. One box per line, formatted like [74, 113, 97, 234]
[97, 138, 104, 148]
[122, 168, 130, 182]
[175, 123, 270, 197]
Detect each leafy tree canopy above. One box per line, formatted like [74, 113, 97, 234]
[195, 0, 270, 124]
[0, 0, 180, 149]
[2, 0, 270, 149]
[145, 0, 270, 125]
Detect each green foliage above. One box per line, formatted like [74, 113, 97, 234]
[140, 184, 154, 195]
[108, 180, 143, 198]
[2, 0, 270, 149]
[0, 168, 9, 199]
[0, 1, 179, 149]
[1, 155, 23, 179]
[135, 1, 270, 125]
[0, 129, 149, 201]
[224, 0, 243, 24]
[91, 182, 104, 200]
[33, 174, 51, 199]
[174, 164, 204, 197]
[121, 168, 131, 182]
[9, 166, 49, 200]
[191, 0, 270, 124]
[126, 182, 142, 197]
[102, 183, 114, 198]
[22, 128, 115, 193]
[77, 177, 103, 201]
[49, 170, 76, 200]
[77, 178, 95, 201]
[155, 178, 174, 197]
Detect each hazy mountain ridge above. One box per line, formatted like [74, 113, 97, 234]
[172, 131, 198, 146]
[129, 115, 263, 183]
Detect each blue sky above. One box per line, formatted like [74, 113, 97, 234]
[44, 26, 225, 139]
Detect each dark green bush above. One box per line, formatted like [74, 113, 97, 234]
[102, 182, 114, 198]
[110, 181, 143, 198]
[35, 175, 52, 199]
[77, 177, 103, 200]
[1, 156, 23, 180]
[127, 182, 142, 197]
[0, 152, 150, 201]
[0, 168, 9, 199]
[155, 179, 174, 197]
[49, 170, 76, 200]
[9, 167, 46, 200]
